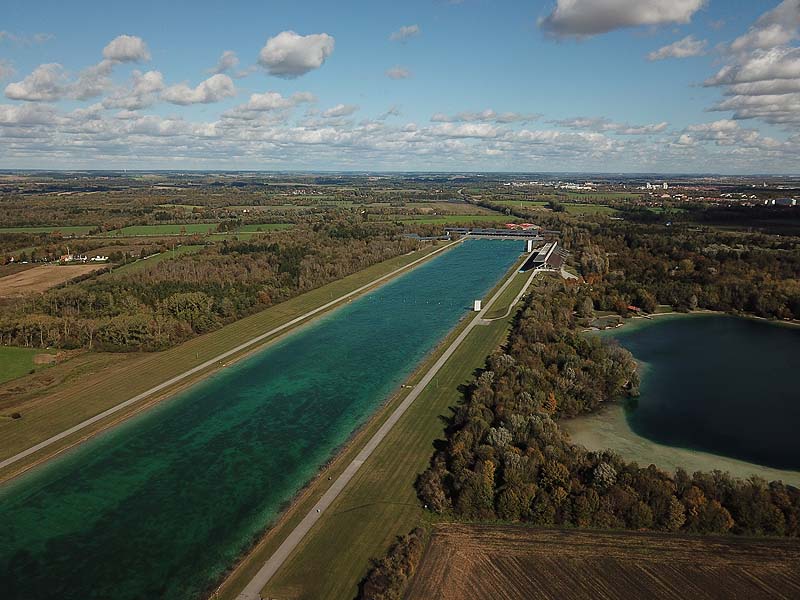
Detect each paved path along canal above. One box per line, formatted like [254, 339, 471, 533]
[0, 239, 522, 600]
[237, 248, 538, 600]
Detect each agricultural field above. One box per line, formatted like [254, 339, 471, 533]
[376, 214, 515, 225]
[226, 204, 312, 212]
[0, 263, 35, 278]
[563, 191, 644, 201]
[104, 224, 227, 236]
[407, 524, 800, 600]
[0, 226, 94, 235]
[0, 347, 59, 386]
[236, 223, 294, 233]
[495, 191, 643, 202]
[394, 201, 498, 215]
[103, 223, 293, 236]
[492, 199, 618, 215]
[0, 264, 109, 297]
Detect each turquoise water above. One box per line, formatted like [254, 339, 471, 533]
[608, 315, 800, 470]
[0, 239, 521, 600]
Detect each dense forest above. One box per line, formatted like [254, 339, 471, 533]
[0, 222, 422, 351]
[416, 279, 800, 536]
[483, 200, 800, 319]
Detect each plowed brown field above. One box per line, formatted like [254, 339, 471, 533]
[0, 264, 107, 296]
[407, 524, 800, 600]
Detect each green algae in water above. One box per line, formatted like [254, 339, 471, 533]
[609, 314, 800, 470]
[0, 239, 521, 600]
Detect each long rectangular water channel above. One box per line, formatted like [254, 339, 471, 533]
[0, 239, 522, 600]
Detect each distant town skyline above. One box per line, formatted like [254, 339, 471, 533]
[1, 0, 798, 173]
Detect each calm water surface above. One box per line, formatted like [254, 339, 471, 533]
[609, 315, 800, 470]
[0, 239, 521, 600]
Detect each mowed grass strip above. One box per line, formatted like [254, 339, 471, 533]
[257, 262, 531, 600]
[0, 347, 57, 386]
[0, 244, 444, 482]
[483, 270, 532, 320]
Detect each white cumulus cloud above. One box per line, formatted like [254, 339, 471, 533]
[648, 35, 707, 61]
[552, 116, 668, 134]
[245, 91, 314, 111]
[702, 1, 800, 129]
[72, 60, 115, 100]
[207, 50, 255, 79]
[258, 31, 335, 78]
[4, 63, 67, 101]
[102, 35, 151, 63]
[539, 0, 706, 38]
[103, 70, 165, 110]
[322, 103, 358, 118]
[210, 50, 239, 74]
[730, 0, 799, 52]
[431, 109, 540, 124]
[163, 74, 236, 105]
[390, 25, 420, 42]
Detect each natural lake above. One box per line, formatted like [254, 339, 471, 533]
[0, 239, 522, 600]
[565, 314, 800, 484]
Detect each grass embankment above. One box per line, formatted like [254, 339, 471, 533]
[0, 347, 57, 386]
[483, 270, 531, 320]
[215, 257, 535, 600]
[0, 243, 445, 483]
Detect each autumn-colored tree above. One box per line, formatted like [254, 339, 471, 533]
[544, 391, 557, 414]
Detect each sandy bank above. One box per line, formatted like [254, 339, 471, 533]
[563, 404, 800, 487]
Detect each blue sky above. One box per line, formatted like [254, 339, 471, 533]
[1, 0, 798, 172]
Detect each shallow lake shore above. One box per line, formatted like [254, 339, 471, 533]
[562, 404, 800, 487]
[568, 311, 800, 487]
